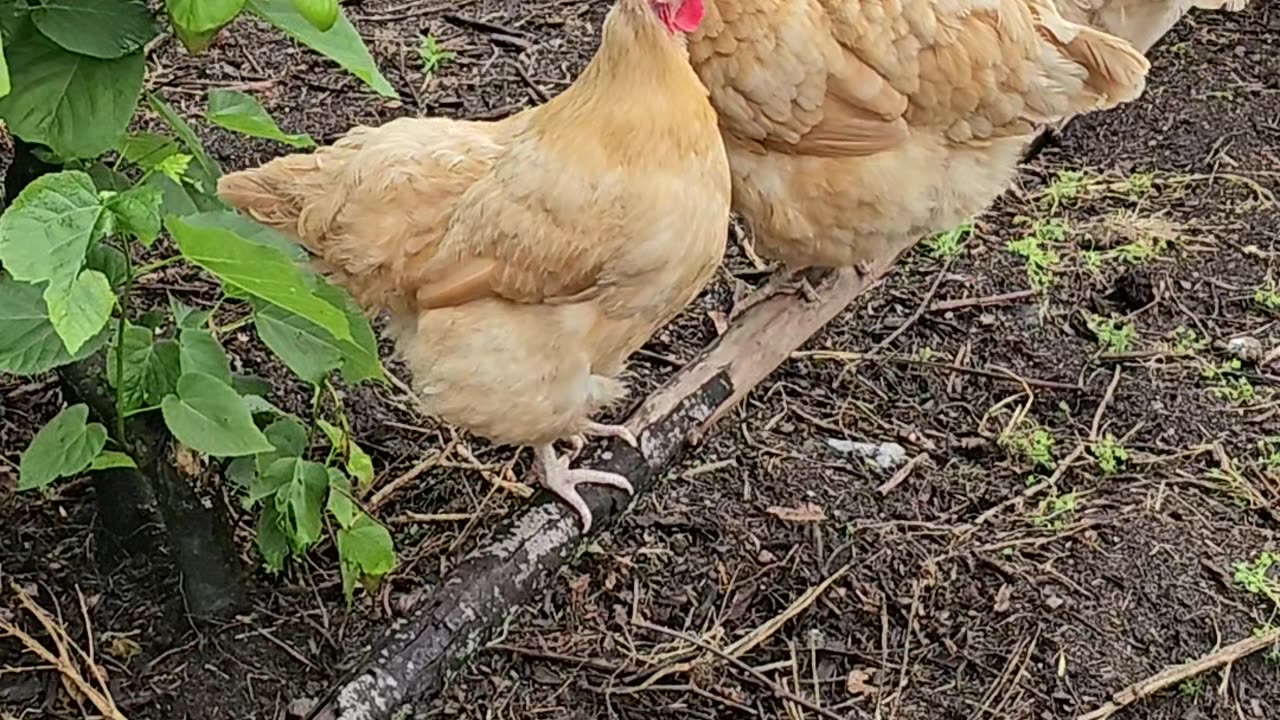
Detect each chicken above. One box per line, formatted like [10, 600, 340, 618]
[687, 0, 1150, 308]
[1056, 0, 1249, 54]
[216, 0, 731, 530]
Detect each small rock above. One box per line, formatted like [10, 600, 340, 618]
[757, 548, 778, 564]
[1045, 595, 1065, 610]
[826, 439, 907, 470]
[286, 698, 316, 718]
[1226, 336, 1263, 363]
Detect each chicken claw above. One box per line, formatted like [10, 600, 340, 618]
[730, 268, 821, 320]
[565, 421, 639, 459]
[536, 444, 634, 532]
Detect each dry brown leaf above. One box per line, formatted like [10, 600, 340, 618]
[846, 668, 878, 696]
[994, 583, 1013, 613]
[766, 503, 827, 523]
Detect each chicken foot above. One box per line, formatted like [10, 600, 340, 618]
[730, 267, 823, 320]
[565, 421, 639, 458]
[535, 443, 634, 532]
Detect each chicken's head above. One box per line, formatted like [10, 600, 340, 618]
[649, 0, 704, 34]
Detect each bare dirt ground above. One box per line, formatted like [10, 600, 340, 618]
[2, 1, 1278, 719]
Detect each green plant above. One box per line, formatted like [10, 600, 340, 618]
[1201, 358, 1257, 406]
[923, 220, 973, 259]
[1086, 314, 1137, 354]
[1233, 551, 1279, 626]
[416, 33, 455, 81]
[1258, 438, 1280, 476]
[0, 0, 399, 601]
[1007, 219, 1065, 291]
[1165, 326, 1207, 356]
[1039, 170, 1091, 212]
[1113, 172, 1154, 199]
[1000, 421, 1057, 471]
[1031, 491, 1077, 529]
[1091, 434, 1129, 475]
[1253, 280, 1280, 312]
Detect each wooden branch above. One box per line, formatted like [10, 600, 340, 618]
[306, 260, 906, 720]
[1077, 627, 1280, 720]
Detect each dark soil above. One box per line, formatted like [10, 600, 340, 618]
[3, 1, 1279, 719]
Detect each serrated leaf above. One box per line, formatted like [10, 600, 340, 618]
[0, 22, 144, 158]
[0, 171, 102, 293]
[246, 0, 396, 99]
[254, 284, 382, 385]
[18, 404, 107, 491]
[161, 372, 274, 457]
[89, 450, 137, 471]
[108, 324, 180, 412]
[30, 0, 159, 59]
[46, 269, 115, 355]
[0, 276, 108, 375]
[206, 88, 314, 148]
[337, 514, 396, 600]
[256, 503, 289, 570]
[264, 456, 327, 550]
[86, 243, 129, 288]
[170, 296, 211, 329]
[107, 185, 163, 245]
[178, 328, 232, 383]
[121, 131, 180, 169]
[140, 173, 223, 218]
[165, 0, 245, 34]
[326, 467, 356, 528]
[167, 214, 352, 341]
[147, 93, 222, 189]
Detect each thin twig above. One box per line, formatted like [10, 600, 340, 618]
[930, 289, 1036, 313]
[871, 261, 951, 353]
[876, 453, 926, 496]
[794, 350, 1082, 391]
[1077, 627, 1280, 720]
[1090, 366, 1123, 441]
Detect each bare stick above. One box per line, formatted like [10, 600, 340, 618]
[1090, 366, 1123, 441]
[930, 289, 1036, 313]
[871, 260, 951, 353]
[1077, 627, 1280, 720]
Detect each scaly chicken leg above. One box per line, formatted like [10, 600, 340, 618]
[566, 421, 640, 458]
[535, 443, 634, 532]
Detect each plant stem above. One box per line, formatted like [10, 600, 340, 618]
[113, 249, 135, 444]
[132, 254, 183, 278]
[215, 314, 254, 336]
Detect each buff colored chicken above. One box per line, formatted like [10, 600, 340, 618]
[688, 0, 1151, 306]
[1056, 0, 1249, 54]
[217, 0, 730, 530]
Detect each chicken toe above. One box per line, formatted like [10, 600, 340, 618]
[731, 268, 820, 319]
[582, 421, 639, 448]
[536, 444, 634, 532]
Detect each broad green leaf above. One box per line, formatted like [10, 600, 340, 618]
[241, 393, 284, 417]
[253, 415, 308, 480]
[0, 22, 144, 158]
[325, 467, 356, 528]
[46, 269, 115, 354]
[147, 93, 222, 188]
[141, 173, 224, 218]
[226, 456, 255, 488]
[86, 244, 129, 288]
[337, 514, 396, 599]
[0, 28, 9, 99]
[0, 171, 102, 292]
[85, 162, 133, 193]
[167, 214, 352, 341]
[292, 0, 337, 32]
[256, 504, 289, 570]
[318, 419, 375, 493]
[171, 22, 217, 53]
[255, 285, 382, 385]
[180, 210, 305, 261]
[232, 372, 272, 397]
[206, 88, 314, 148]
[170, 296, 212, 329]
[179, 328, 232, 383]
[108, 323, 180, 412]
[30, 0, 158, 59]
[107, 185, 163, 245]
[264, 456, 327, 550]
[246, 0, 396, 99]
[18, 404, 107, 491]
[89, 450, 137, 471]
[121, 131, 180, 169]
[0, 276, 108, 375]
[161, 371, 274, 456]
[165, 0, 245, 33]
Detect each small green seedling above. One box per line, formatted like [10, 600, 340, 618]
[1258, 438, 1280, 476]
[1007, 219, 1066, 291]
[416, 34, 455, 88]
[1253, 281, 1280, 312]
[1032, 491, 1077, 530]
[1000, 421, 1057, 471]
[923, 221, 973, 259]
[1040, 170, 1090, 212]
[1233, 552, 1280, 627]
[1086, 314, 1137, 354]
[1091, 434, 1129, 475]
[1202, 358, 1257, 405]
[1114, 172, 1155, 200]
[1165, 326, 1206, 356]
